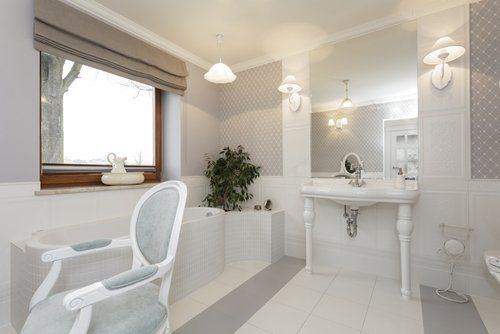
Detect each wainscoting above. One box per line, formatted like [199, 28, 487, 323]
[185, 175, 500, 301]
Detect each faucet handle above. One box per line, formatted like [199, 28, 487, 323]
[392, 166, 404, 175]
[353, 163, 363, 171]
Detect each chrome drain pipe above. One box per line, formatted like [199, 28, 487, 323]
[344, 205, 359, 238]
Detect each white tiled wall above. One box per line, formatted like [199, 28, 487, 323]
[225, 210, 284, 263]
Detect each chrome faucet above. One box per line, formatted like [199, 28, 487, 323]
[349, 164, 364, 187]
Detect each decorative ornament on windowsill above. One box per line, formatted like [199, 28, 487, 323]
[101, 152, 145, 186]
[204, 34, 237, 84]
[278, 75, 302, 112]
[423, 36, 466, 90]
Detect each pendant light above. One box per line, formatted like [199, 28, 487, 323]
[204, 34, 237, 84]
[339, 80, 355, 111]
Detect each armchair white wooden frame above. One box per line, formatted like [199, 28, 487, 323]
[27, 181, 187, 334]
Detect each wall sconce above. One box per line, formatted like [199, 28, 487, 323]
[423, 36, 466, 90]
[328, 117, 348, 130]
[278, 75, 302, 112]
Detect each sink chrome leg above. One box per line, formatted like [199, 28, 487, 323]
[397, 203, 414, 299]
[304, 197, 315, 273]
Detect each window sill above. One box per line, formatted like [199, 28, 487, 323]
[35, 182, 160, 196]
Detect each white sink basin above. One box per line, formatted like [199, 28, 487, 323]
[300, 178, 419, 207]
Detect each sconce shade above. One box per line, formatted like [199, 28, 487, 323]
[204, 62, 237, 84]
[278, 75, 302, 93]
[328, 117, 348, 129]
[423, 37, 466, 65]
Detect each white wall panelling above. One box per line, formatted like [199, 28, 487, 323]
[421, 111, 466, 178]
[417, 5, 470, 114]
[282, 53, 311, 178]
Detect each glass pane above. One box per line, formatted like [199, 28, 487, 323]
[407, 134, 418, 145]
[396, 135, 405, 145]
[396, 148, 406, 161]
[407, 161, 418, 174]
[41, 53, 155, 166]
[407, 148, 418, 161]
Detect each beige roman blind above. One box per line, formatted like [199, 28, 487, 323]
[34, 0, 188, 95]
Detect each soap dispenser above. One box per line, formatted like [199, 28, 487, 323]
[393, 167, 406, 190]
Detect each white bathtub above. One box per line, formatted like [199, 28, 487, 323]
[10, 207, 225, 331]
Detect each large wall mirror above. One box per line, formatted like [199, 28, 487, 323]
[310, 21, 418, 180]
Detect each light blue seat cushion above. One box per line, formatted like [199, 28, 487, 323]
[21, 283, 166, 334]
[136, 188, 179, 264]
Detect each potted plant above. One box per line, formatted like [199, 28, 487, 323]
[203, 146, 261, 211]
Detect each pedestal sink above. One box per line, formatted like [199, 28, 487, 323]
[300, 178, 419, 299]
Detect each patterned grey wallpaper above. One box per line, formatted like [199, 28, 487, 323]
[311, 99, 417, 173]
[220, 61, 283, 176]
[471, 0, 500, 179]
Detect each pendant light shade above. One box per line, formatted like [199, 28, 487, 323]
[204, 34, 236, 84]
[339, 80, 355, 111]
[204, 62, 237, 83]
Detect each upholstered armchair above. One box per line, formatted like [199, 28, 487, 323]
[21, 181, 187, 334]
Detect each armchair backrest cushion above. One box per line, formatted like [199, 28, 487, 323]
[131, 181, 187, 265]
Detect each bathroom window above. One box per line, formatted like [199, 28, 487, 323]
[40, 52, 162, 188]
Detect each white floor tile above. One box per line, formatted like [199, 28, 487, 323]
[335, 269, 377, 289]
[299, 315, 361, 334]
[326, 278, 374, 305]
[248, 300, 309, 334]
[189, 279, 235, 306]
[272, 283, 323, 312]
[228, 261, 270, 274]
[288, 268, 336, 293]
[373, 276, 420, 298]
[473, 295, 500, 314]
[169, 297, 207, 330]
[362, 307, 424, 334]
[369, 288, 422, 322]
[312, 294, 368, 330]
[0, 325, 16, 334]
[473, 295, 500, 334]
[216, 266, 256, 287]
[234, 323, 271, 334]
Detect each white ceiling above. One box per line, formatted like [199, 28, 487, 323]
[311, 22, 418, 112]
[88, 0, 466, 70]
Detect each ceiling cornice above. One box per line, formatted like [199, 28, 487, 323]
[59, 0, 212, 70]
[60, 0, 480, 73]
[312, 93, 418, 113]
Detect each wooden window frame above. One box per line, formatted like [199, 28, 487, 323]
[40, 86, 163, 189]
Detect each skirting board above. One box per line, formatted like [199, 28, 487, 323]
[285, 234, 500, 300]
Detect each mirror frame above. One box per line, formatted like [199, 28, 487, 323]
[340, 153, 362, 175]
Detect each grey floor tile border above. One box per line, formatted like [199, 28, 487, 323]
[174, 256, 305, 334]
[420, 285, 488, 334]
